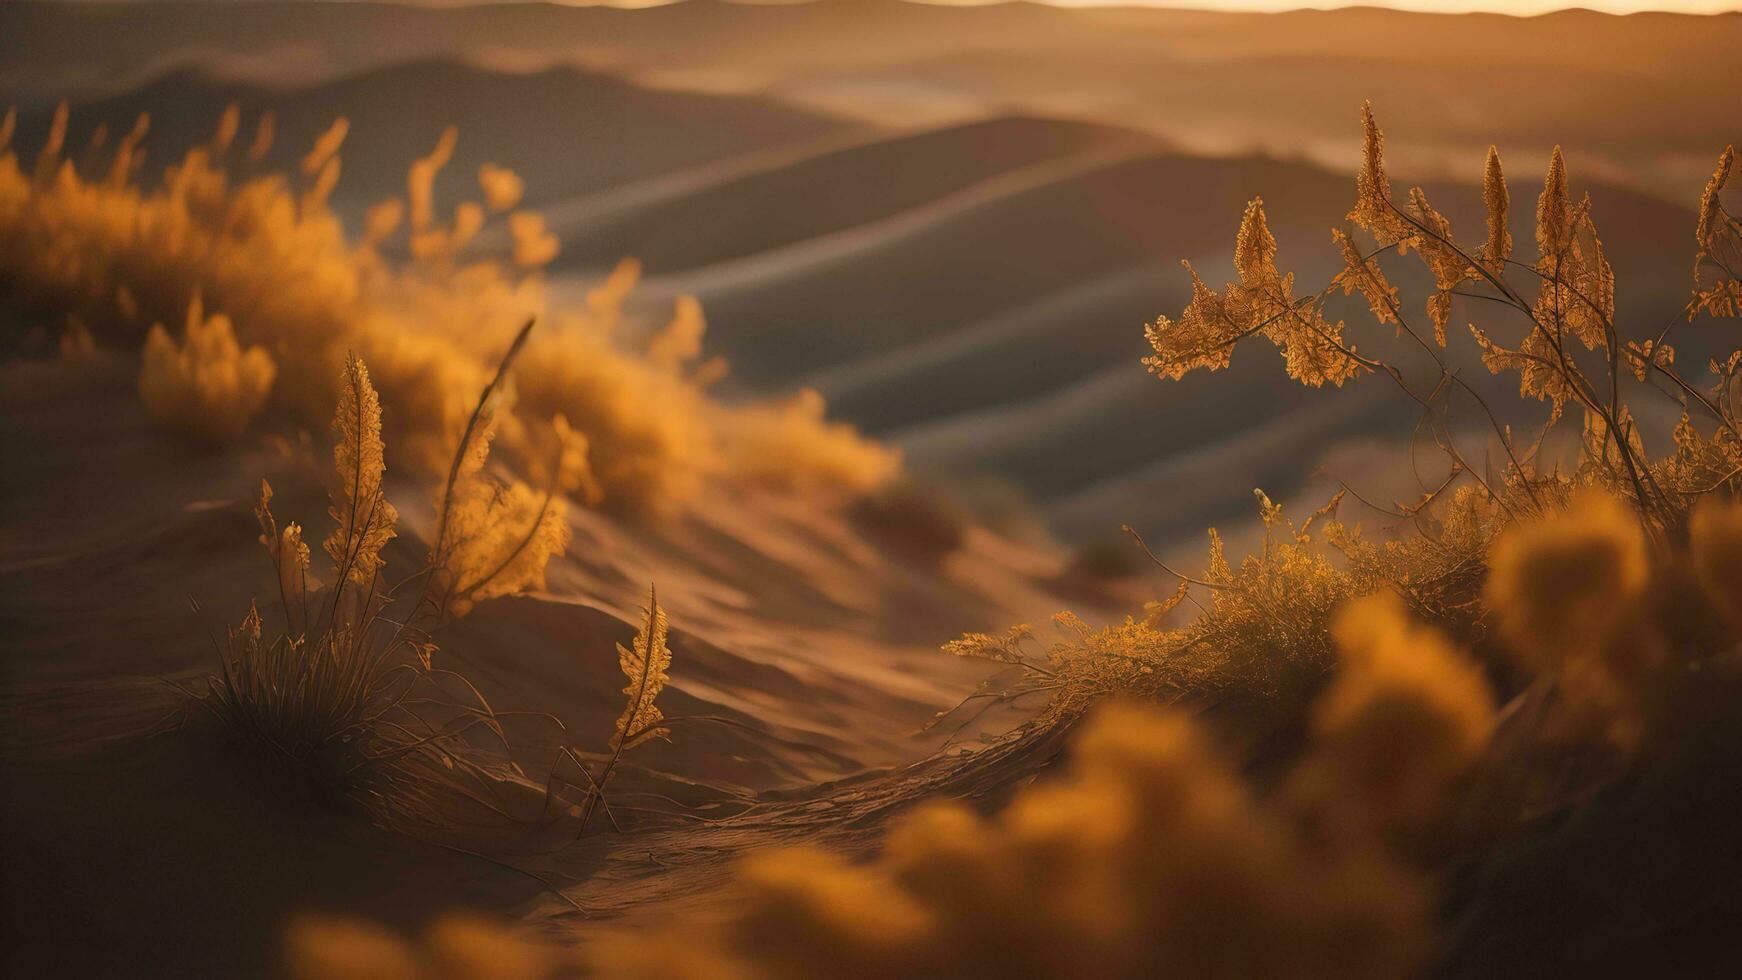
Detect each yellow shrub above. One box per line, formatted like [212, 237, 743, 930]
[717, 388, 901, 496]
[596, 602, 1498, 980]
[1484, 493, 1663, 745]
[1486, 493, 1650, 670]
[1689, 496, 1742, 624]
[284, 914, 567, 980]
[137, 296, 276, 444]
[279, 623, 1489, 977]
[1290, 592, 1495, 838]
[0, 106, 894, 512]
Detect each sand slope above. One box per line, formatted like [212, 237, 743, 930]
[0, 351, 1129, 974]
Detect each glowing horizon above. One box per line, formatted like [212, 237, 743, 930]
[928, 0, 1739, 12]
[588, 0, 1742, 15]
[1032, 0, 1737, 11]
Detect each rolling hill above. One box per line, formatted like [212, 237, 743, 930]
[6, 59, 865, 219]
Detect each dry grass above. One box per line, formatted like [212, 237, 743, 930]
[9, 93, 1738, 978]
[0, 101, 897, 513]
[196, 335, 672, 842]
[949, 107, 1740, 746]
[137, 294, 276, 444]
[284, 489, 1742, 979]
[295, 592, 1499, 980]
[285, 913, 582, 980]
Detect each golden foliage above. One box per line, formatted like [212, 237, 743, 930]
[477, 163, 525, 213]
[137, 295, 277, 444]
[1689, 496, 1742, 624]
[1290, 593, 1495, 837]
[552, 585, 682, 835]
[1652, 410, 1742, 498]
[1468, 317, 1577, 415]
[247, 110, 274, 162]
[1350, 101, 1406, 243]
[301, 117, 349, 176]
[425, 325, 582, 617]
[940, 623, 1034, 665]
[285, 914, 573, 980]
[612, 586, 673, 753]
[1528, 153, 1612, 354]
[509, 319, 712, 511]
[961, 126, 1738, 951]
[645, 295, 705, 373]
[716, 387, 901, 494]
[0, 102, 896, 513]
[1147, 101, 1738, 533]
[1622, 337, 1673, 382]
[1691, 144, 1740, 319]
[509, 210, 559, 269]
[435, 476, 570, 617]
[324, 354, 399, 590]
[408, 125, 456, 233]
[1486, 493, 1648, 671]
[1404, 186, 1469, 345]
[1140, 265, 1238, 380]
[942, 483, 1511, 737]
[1331, 228, 1398, 327]
[1486, 493, 1660, 746]
[256, 479, 313, 619]
[1145, 199, 1363, 387]
[600, 647, 1499, 980]
[211, 103, 240, 156]
[205, 350, 607, 831]
[1479, 145, 1511, 275]
[34, 101, 68, 186]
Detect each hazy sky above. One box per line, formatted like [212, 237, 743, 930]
[987, 1, 1739, 11]
[588, 0, 1742, 13]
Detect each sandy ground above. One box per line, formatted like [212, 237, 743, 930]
[0, 354, 1134, 976]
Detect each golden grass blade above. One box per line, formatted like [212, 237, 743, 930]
[325, 354, 398, 591]
[612, 585, 672, 752]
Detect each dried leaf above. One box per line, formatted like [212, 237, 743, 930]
[324, 354, 398, 588]
[612, 585, 673, 752]
[1480, 145, 1512, 275]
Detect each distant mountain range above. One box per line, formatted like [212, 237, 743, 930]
[2, 0, 1730, 545]
[3, 59, 862, 218]
[4, 0, 1737, 197]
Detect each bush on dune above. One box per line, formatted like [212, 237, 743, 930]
[285, 913, 581, 980]
[281, 499, 1742, 980]
[137, 293, 277, 444]
[863, 108, 1740, 974]
[289, 592, 1497, 980]
[593, 590, 1495, 980]
[717, 387, 902, 493]
[261, 105, 1742, 979]
[588, 109, 1742, 978]
[202, 334, 672, 843]
[0, 100, 896, 511]
[951, 107, 1740, 752]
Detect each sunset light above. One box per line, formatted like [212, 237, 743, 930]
[3, 0, 1739, 976]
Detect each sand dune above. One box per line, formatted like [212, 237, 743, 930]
[4, 1, 1736, 197]
[548, 115, 1156, 274]
[8, 58, 860, 219]
[4, 6, 1739, 975]
[554, 129, 1698, 539]
[0, 350, 1124, 972]
[3, 47, 1710, 551]
[810, 263, 1168, 431]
